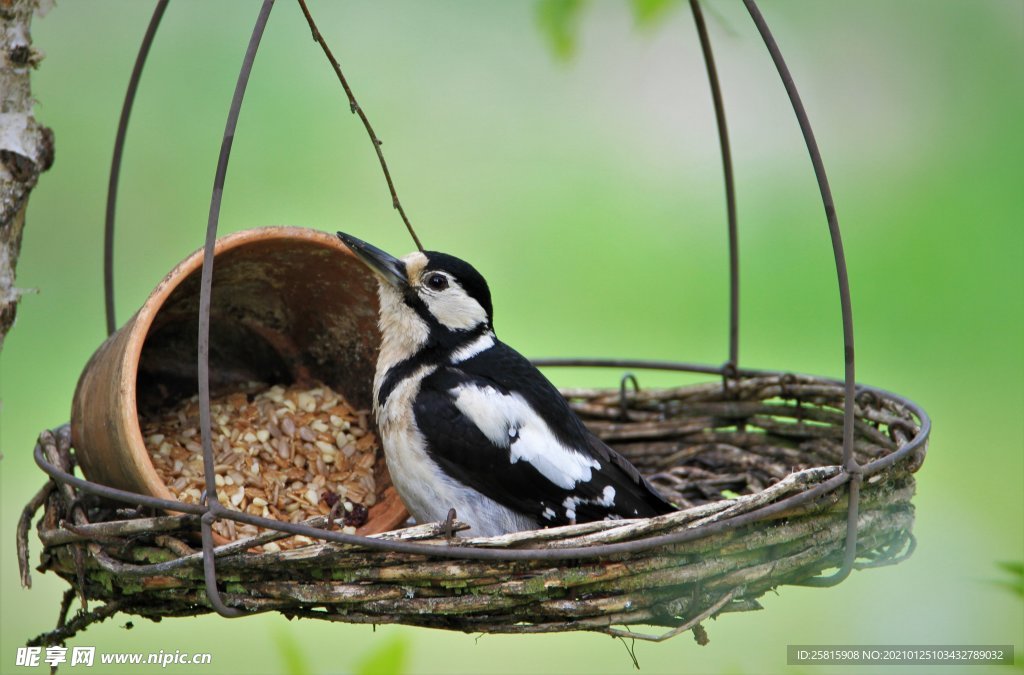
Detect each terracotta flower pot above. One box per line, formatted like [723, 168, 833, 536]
[70, 226, 408, 536]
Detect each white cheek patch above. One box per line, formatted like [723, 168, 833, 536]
[424, 286, 488, 331]
[450, 384, 600, 490]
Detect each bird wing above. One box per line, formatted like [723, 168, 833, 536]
[412, 343, 673, 526]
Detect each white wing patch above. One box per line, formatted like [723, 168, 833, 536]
[450, 384, 600, 490]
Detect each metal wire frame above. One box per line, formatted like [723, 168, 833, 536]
[104, 0, 169, 336]
[195, 0, 277, 618]
[689, 0, 739, 372]
[741, 0, 861, 585]
[71, 0, 931, 619]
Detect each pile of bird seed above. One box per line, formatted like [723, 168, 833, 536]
[142, 383, 378, 551]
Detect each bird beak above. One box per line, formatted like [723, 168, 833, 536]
[337, 232, 408, 289]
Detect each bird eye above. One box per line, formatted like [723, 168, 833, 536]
[425, 273, 449, 291]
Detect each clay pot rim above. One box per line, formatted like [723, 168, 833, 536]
[121, 226, 358, 506]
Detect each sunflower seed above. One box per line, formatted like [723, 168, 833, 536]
[143, 382, 380, 553]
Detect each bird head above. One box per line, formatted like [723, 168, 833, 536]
[337, 232, 494, 339]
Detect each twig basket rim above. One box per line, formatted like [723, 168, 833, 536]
[27, 371, 926, 642]
[35, 370, 928, 562]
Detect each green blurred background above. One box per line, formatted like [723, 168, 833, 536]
[1, 1, 1021, 673]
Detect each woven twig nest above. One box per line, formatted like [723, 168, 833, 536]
[25, 373, 924, 643]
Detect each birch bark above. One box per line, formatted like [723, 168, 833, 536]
[0, 0, 53, 351]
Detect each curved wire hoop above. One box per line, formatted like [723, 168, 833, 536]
[78, 0, 927, 619]
[195, 0, 277, 618]
[104, 0, 168, 336]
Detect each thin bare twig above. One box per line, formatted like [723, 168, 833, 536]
[27, 602, 124, 648]
[46, 589, 78, 674]
[154, 535, 196, 558]
[38, 429, 92, 610]
[55, 589, 76, 633]
[296, 0, 424, 251]
[38, 514, 199, 547]
[599, 588, 740, 642]
[18, 481, 54, 588]
[79, 515, 332, 578]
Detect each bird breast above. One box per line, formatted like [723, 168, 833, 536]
[374, 283, 430, 378]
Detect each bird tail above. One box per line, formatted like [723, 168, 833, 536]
[585, 431, 676, 517]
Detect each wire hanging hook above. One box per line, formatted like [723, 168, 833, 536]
[618, 372, 640, 420]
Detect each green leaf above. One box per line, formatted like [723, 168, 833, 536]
[354, 634, 410, 675]
[630, 0, 679, 27]
[536, 0, 588, 60]
[995, 561, 1024, 598]
[273, 627, 312, 675]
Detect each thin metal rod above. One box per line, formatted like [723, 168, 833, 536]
[797, 472, 862, 587]
[296, 0, 424, 252]
[532, 357, 728, 376]
[103, 0, 169, 336]
[689, 0, 739, 369]
[742, 0, 856, 472]
[743, 0, 860, 588]
[197, 0, 276, 618]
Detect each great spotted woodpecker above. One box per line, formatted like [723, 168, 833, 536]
[337, 232, 675, 537]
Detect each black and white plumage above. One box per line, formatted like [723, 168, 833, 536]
[338, 232, 675, 537]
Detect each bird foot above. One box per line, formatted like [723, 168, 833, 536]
[442, 507, 458, 543]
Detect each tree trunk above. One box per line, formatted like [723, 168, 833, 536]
[0, 0, 53, 352]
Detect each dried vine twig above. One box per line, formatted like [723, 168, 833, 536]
[296, 0, 424, 251]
